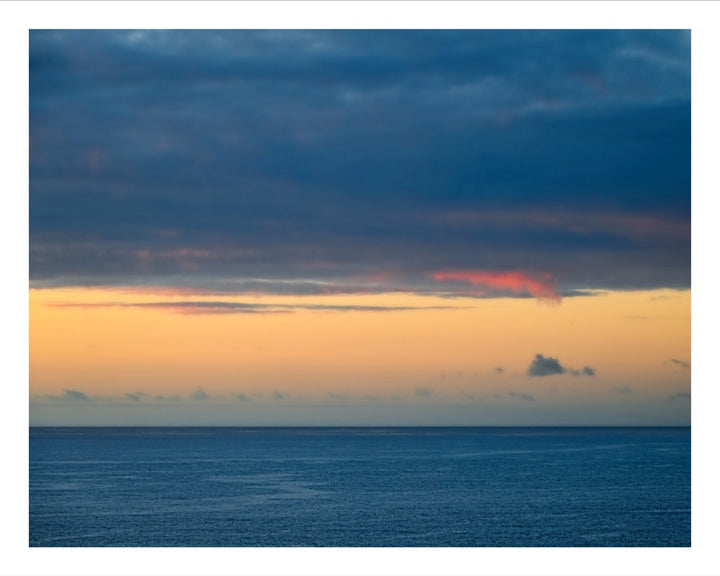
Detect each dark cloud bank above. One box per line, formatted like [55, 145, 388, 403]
[30, 30, 690, 297]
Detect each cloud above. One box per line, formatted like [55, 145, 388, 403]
[62, 389, 89, 400]
[667, 392, 691, 401]
[527, 354, 595, 377]
[614, 386, 633, 395]
[274, 391, 285, 401]
[189, 389, 209, 400]
[154, 394, 181, 401]
[508, 391, 535, 402]
[235, 393, 252, 402]
[415, 387, 433, 398]
[494, 366, 504, 374]
[433, 271, 560, 302]
[125, 393, 142, 402]
[30, 389, 102, 402]
[670, 358, 690, 370]
[30, 30, 689, 296]
[527, 354, 566, 377]
[46, 299, 459, 315]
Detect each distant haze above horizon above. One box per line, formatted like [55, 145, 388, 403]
[29, 30, 690, 426]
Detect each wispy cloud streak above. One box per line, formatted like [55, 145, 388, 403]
[670, 359, 690, 370]
[46, 299, 462, 315]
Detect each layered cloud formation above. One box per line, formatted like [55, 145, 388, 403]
[30, 30, 690, 298]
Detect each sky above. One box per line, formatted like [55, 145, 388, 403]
[28, 29, 691, 426]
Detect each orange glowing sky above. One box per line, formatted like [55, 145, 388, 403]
[29, 287, 690, 425]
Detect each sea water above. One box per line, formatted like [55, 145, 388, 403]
[29, 427, 690, 547]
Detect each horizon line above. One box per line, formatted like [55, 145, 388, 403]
[28, 424, 691, 429]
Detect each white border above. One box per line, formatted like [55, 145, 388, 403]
[4, 1, 719, 575]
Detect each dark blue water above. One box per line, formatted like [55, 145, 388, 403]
[29, 427, 690, 547]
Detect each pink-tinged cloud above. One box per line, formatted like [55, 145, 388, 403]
[432, 271, 560, 302]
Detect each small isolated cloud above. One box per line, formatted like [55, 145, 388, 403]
[274, 391, 285, 400]
[189, 389, 209, 400]
[670, 359, 690, 370]
[494, 366, 504, 374]
[528, 354, 595, 378]
[667, 392, 691, 401]
[125, 393, 142, 402]
[528, 354, 566, 377]
[327, 392, 347, 400]
[614, 386, 633, 395]
[235, 393, 251, 402]
[415, 387, 433, 398]
[62, 389, 89, 400]
[508, 391, 535, 402]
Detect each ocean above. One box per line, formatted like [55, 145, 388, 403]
[29, 426, 690, 547]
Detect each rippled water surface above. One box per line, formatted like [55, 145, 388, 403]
[29, 427, 690, 546]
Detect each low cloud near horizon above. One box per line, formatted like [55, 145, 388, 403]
[61, 389, 89, 401]
[508, 391, 535, 402]
[670, 359, 690, 370]
[189, 389, 209, 401]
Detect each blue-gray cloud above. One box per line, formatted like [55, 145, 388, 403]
[30, 30, 690, 295]
[670, 359, 690, 370]
[528, 354, 596, 378]
[61, 389, 89, 401]
[189, 389, 209, 401]
[614, 386, 633, 395]
[30, 389, 102, 402]
[528, 354, 566, 377]
[415, 387, 433, 398]
[154, 395, 181, 402]
[508, 391, 535, 402]
[667, 392, 691, 401]
[46, 299, 460, 314]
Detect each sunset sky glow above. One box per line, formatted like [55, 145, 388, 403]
[29, 29, 691, 426]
